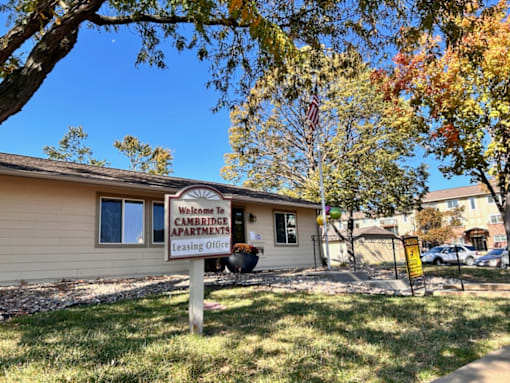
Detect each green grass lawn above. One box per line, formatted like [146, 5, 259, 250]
[1, 287, 509, 383]
[423, 265, 510, 283]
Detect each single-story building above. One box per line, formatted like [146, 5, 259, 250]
[0, 153, 321, 284]
[323, 225, 405, 265]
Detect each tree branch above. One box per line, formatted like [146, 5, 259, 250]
[0, 0, 59, 67]
[476, 166, 504, 214]
[0, 0, 104, 124]
[88, 12, 248, 28]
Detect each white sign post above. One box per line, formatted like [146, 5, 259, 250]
[165, 185, 232, 335]
[189, 258, 204, 334]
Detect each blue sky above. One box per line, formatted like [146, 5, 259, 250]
[0, 23, 472, 192]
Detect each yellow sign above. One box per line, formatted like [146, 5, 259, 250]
[403, 237, 424, 279]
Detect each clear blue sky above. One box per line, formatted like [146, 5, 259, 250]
[0, 23, 471, 192]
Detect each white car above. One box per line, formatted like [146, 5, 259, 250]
[421, 245, 478, 266]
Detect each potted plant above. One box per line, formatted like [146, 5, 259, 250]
[223, 243, 259, 273]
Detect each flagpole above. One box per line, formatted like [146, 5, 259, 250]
[316, 123, 332, 271]
[306, 83, 331, 271]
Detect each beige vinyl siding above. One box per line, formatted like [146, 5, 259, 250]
[242, 204, 317, 269]
[0, 175, 318, 283]
[326, 238, 406, 265]
[0, 175, 188, 283]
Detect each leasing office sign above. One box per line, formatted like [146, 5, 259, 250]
[165, 185, 232, 260]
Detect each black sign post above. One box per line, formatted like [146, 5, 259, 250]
[454, 246, 465, 291]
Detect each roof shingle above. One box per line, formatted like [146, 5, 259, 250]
[0, 152, 320, 208]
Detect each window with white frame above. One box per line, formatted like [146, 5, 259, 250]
[447, 199, 458, 209]
[489, 214, 503, 224]
[100, 197, 145, 244]
[488, 195, 502, 204]
[274, 212, 297, 245]
[469, 197, 476, 210]
[152, 201, 164, 244]
[494, 235, 506, 243]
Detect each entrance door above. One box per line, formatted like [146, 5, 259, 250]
[472, 236, 487, 251]
[232, 208, 246, 244]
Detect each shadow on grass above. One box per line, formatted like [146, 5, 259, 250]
[1, 287, 509, 382]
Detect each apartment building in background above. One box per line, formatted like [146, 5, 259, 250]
[336, 184, 507, 251]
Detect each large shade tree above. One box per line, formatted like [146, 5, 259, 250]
[0, 0, 497, 125]
[222, 49, 428, 265]
[379, 0, 510, 254]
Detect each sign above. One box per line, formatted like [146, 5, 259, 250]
[403, 236, 424, 279]
[165, 186, 232, 261]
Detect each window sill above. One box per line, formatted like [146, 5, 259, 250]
[96, 243, 147, 249]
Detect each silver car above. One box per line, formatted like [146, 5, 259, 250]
[421, 245, 478, 266]
[474, 248, 509, 268]
[503, 250, 509, 269]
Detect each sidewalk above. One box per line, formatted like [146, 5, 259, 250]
[431, 346, 510, 383]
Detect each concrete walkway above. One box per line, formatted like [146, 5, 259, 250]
[431, 346, 510, 383]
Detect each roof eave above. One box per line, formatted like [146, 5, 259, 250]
[0, 167, 321, 209]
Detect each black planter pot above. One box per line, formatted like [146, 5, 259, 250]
[222, 252, 259, 273]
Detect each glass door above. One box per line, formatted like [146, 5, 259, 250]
[232, 208, 246, 244]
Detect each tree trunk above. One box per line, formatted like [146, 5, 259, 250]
[505, 190, 510, 255]
[347, 212, 356, 271]
[0, 28, 79, 124]
[0, 0, 103, 124]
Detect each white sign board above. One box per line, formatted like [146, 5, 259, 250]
[165, 185, 232, 261]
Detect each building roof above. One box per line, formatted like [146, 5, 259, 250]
[326, 225, 399, 241]
[423, 184, 491, 203]
[336, 184, 496, 221]
[354, 225, 400, 238]
[0, 152, 320, 209]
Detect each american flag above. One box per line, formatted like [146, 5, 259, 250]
[305, 94, 320, 130]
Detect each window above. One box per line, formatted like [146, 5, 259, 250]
[153, 202, 164, 244]
[380, 218, 397, 226]
[488, 195, 502, 204]
[494, 235, 506, 243]
[100, 197, 144, 244]
[469, 197, 476, 210]
[489, 214, 503, 224]
[447, 199, 458, 209]
[274, 212, 297, 245]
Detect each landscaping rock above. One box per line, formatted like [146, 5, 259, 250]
[0, 266, 458, 321]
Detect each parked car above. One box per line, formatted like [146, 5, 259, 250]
[474, 249, 509, 268]
[502, 250, 509, 269]
[421, 245, 478, 266]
